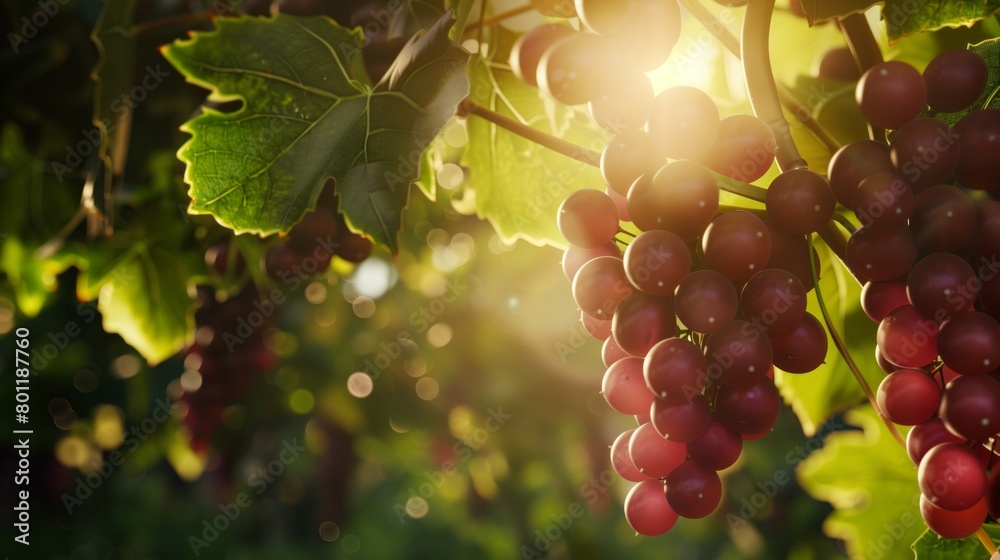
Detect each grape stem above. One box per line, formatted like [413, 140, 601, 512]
[839, 14, 888, 144]
[677, 0, 841, 154]
[460, 99, 602, 166]
[465, 3, 532, 32]
[976, 527, 998, 555]
[742, 0, 808, 171]
[810, 237, 906, 448]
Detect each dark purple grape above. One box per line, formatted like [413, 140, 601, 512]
[740, 268, 808, 334]
[687, 418, 742, 471]
[878, 305, 939, 368]
[906, 253, 977, 321]
[611, 291, 677, 358]
[851, 172, 914, 231]
[651, 394, 711, 443]
[716, 376, 782, 434]
[557, 188, 621, 248]
[909, 184, 977, 252]
[906, 418, 964, 465]
[876, 368, 940, 426]
[861, 280, 909, 322]
[602, 130, 662, 196]
[665, 460, 722, 519]
[702, 211, 772, 283]
[674, 269, 738, 334]
[923, 49, 988, 113]
[767, 312, 828, 373]
[954, 110, 1000, 192]
[937, 311, 1000, 376]
[814, 47, 861, 81]
[889, 118, 960, 189]
[766, 168, 836, 235]
[697, 114, 776, 183]
[572, 256, 632, 319]
[940, 374, 1000, 441]
[703, 320, 773, 387]
[828, 140, 896, 207]
[623, 230, 691, 296]
[627, 161, 719, 242]
[510, 24, 577, 87]
[644, 337, 708, 401]
[856, 61, 927, 130]
[846, 226, 917, 282]
[918, 442, 988, 511]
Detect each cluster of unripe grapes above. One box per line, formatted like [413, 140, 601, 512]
[508, 0, 852, 536]
[838, 49, 1000, 539]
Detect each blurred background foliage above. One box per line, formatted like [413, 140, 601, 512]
[2, 0, 999, 558]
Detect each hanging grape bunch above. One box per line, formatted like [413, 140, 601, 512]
[509, 0, 1000, 542]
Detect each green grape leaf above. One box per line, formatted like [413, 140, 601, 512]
[774, 242, 883, 436]
[162, 12, 470, 252]
[800, 0, 1000, 41]
[798, 407, 923, 560]
[0, 239, 80, 317]
[459, 27, 605, 248]
[927, 38, 1000, 126]
[77, 241, 199, 365]
[913, 524, 1000, 559]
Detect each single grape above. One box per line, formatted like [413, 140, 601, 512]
[814, 47, 861, 81]
[704, 320, 773, 388]
[572, 256, 632, 319]
[906, 418, 964, 465]
[740, 268, 808, 334]
[646, 86, 720, 160]
[828, 140, 896, 206]
[611, 428, 652, 482]
[611, 292, 677, 358]
[845, 226, 917, 282]
[627, 161, 719, 242]
[603, 357, 655, 414]
[906, 253, 977, 322]
[954, 110, 1000, 192]
[537, 32, 613, 105]
[923, 49, 988, 113]
[674, 269, 739, 334]
[889, 118, 961, 190]
[335, 231, 373, 263]
[687, 418, 743, 471]
[920, 495, 987, 539]
[851, 172, 914, 231]
[623, 230, 691, 296]
[938, 312, 1000, 376]
[877, 305, 939, 368]
[909, 184, 977, 252]
[665, 460, 722, 519]
[589, 68, 654, 134]
[603, 335, 631, 368]
[768, 312, 828, 374]
[510, 24, 577, 87]
[876, 368, 940, 426]
[601, 130, 662, 196]
[697, 114, 776, 183]
[557, 188, 620, 248]
[702, 211, 772, 283]
[856, 61, 927, 130]
[940, 374, 1000, 441]
[644, 337, 709, 402]
[651, 394, 712, 443]
[562, 241, 621, 282]
[918, 443, 987, 511]
[861, 281, 909, 322]
[765, 169, 836, 235]
[624, 479, 679, 536]
[628, 422, 687, 478]
[716, 376, 782, 434]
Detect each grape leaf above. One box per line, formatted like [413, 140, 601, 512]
[927, 38, 1000, 127]
[913, 524, 1000, 559]
[77, 240, 200, 365]
[458, 27, 605, 248]
[800, 0, 1000, 41]
[774, 242, 883, 435]
[162, 12, 470, 252]
[798, 407, 923, 560]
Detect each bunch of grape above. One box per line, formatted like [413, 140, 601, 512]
[181, 283, 278, 452]
[839, 49, 1000, 539]
[263, 188, 374, 278]
[507, 1, 852, 535]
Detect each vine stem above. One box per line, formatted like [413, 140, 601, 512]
[460, 99, 602, 166]
[811, 237, 906, 448]
[677, 0, 840, 154]
[742, 0, 807, 171]
[839, 14, 887, 143]
[465, 3, 531, 31]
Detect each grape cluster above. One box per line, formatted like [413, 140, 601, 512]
[841, 49, 1000, 540]
[181, 283, 278, 452]
[263, 189, 374, 280]
[509, 2, 845, 534]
